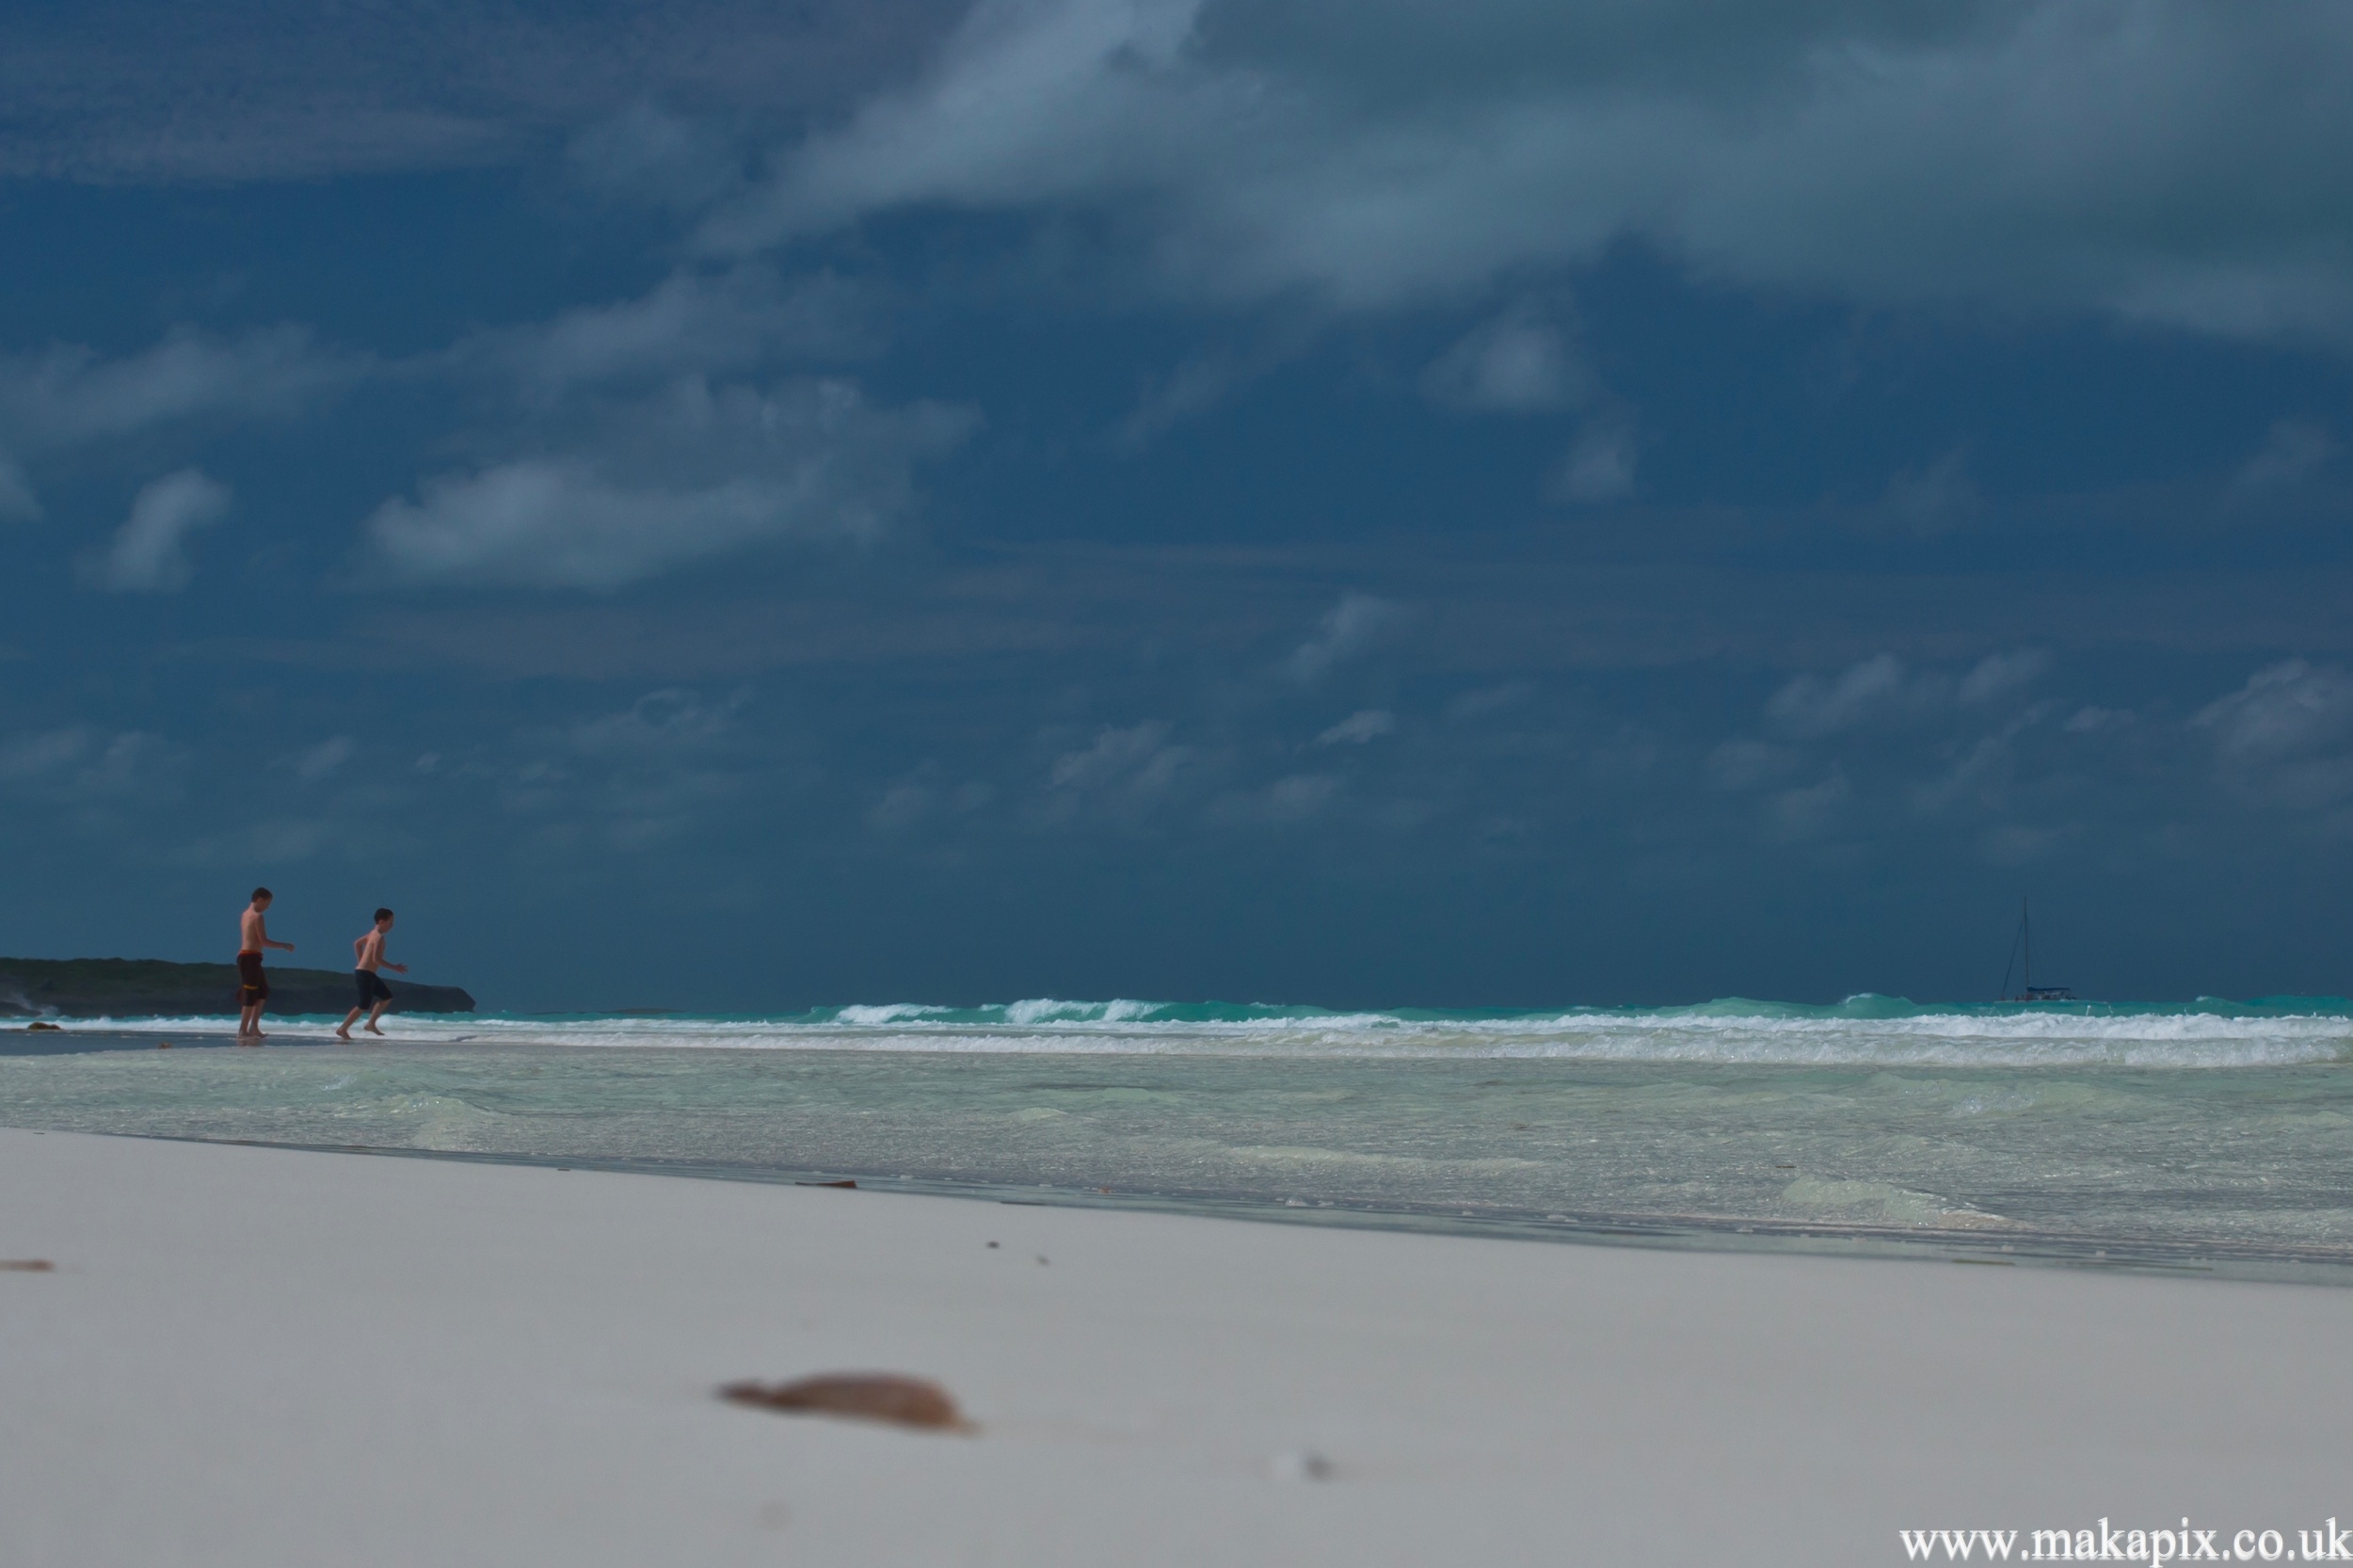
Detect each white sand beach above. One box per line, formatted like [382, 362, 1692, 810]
[5, 1126, 2350, 1567]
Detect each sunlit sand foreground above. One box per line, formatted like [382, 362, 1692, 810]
[4, 1128, 2349, 1567]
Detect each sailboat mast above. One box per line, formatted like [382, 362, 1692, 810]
[2023, 896, 2032, 997]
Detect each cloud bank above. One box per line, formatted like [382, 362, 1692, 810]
[704, 0, 2353, 340]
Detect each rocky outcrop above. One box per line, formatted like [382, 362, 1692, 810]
[0, 957, 476, 1017]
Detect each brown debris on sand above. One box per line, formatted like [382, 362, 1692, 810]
[1, 1259, 56, 1272]
[719, 1374, 971, 1432]
[793, 1178, 856, 1189]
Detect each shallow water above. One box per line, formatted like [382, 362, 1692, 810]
[8, 997, 2353, 1278]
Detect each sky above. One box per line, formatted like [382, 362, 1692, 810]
[4, 0, 2353, 1011]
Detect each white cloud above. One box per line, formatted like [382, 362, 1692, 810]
[868, 780, 936, 832]
[79, 732, 174, 798]
[1908, 724, 2028, 819]
[363, 378, 976, 589]
[566, 105, 749, 214]
[2234, 419, 2337, 490]
[702, 0, 1212, 254]
[1284, 591, 1409, 684]
[705, 0, 2353, 342]
[2193, 660, 2353, 809]
[0, 326, 358, 451]
[1958, 648, 2050, 705]
[1050, 720, 1187, 793]
[1315, 708, 1394, 745]
[1422, 302, 1589, 412]
[1882, 447, 1980, 536]
[0, 455, 40, 522]
[0, 727, 92, 781]
[1116, 337, 1304, 448]
[568, 690, 744, 757]
[84, 469, 231, 593]
[1040, 720, 1195, 826]
[1769, 771, 1852, 841]
[0, 727, 177, 803]
[1549, 421, 1637, 504]
[369, 461, 820, 591]
[1980, 824, 2062, 865]
[1445, 681, 1530, 721]
[496, 689, 759, 851]
[2064, 705, 2132, 733]
[1707, 739, 1801, 792]
[358, 264, 974, 592]
[2194, 660, 2353, 759]
[1764, 648, 2049, 740]
[1765, 653, 1916, 738]
[285, 737, 356, 783]
[0, 328, 354, 523]
[451, 267, 878, 404]
[1207, 772, 1337, 826]
[867, 767, 997, 831]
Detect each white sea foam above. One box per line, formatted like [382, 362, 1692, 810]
[41, 997, 2353, 1068]
[437, 1001, 2353, 1068]
[832, 1003, 952, 1025]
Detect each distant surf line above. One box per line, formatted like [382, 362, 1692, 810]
[29, 996, 2353, 1068]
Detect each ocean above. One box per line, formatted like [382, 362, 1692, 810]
[8, 995, 2353, 1280]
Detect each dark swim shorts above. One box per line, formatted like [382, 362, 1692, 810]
[237, 952, 268, 1003]
[354, 969, 394, 1006]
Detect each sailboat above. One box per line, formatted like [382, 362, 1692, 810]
[1998, 897, 2073, 1001]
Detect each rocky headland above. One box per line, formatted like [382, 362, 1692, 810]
[0, 957, 475, 1018]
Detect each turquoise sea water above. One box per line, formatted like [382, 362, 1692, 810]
[8, 996, 2353, 1278]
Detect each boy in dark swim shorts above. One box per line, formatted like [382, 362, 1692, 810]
[236, 888, 295, 1043]
[337, 908, 408, 1040]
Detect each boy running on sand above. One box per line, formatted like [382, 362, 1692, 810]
[337, 909, 408, 1040]
[236, 888, 295, 1043]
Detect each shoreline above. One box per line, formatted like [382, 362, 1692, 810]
[8, 1126, 2353, 1567]
[12, 1027, 2353, 1288]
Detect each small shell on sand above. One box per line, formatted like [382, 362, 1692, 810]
[720, 1374, 971, 1432]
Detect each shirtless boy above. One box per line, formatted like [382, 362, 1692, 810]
[236, 888, 295, 1043]
[337, 908, 408, 1040]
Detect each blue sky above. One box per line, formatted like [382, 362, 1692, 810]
[5, 0, 2353, 1010]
